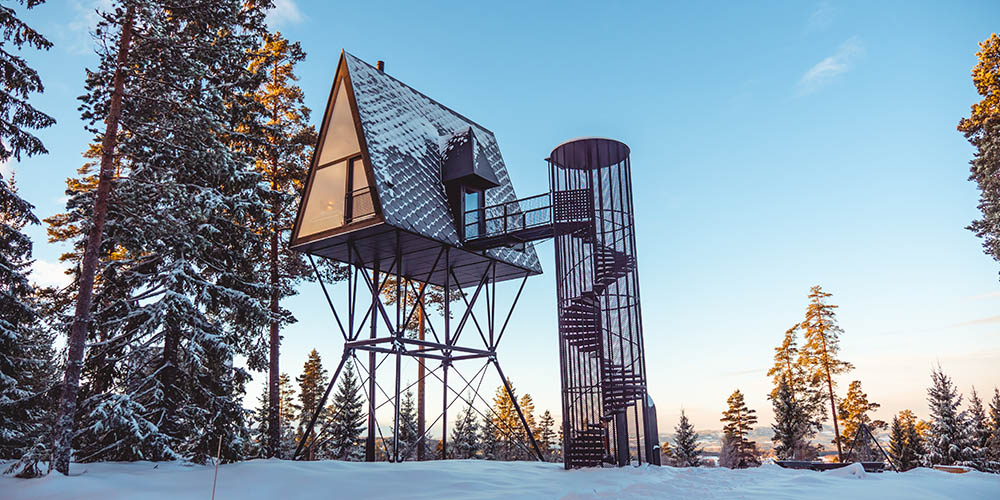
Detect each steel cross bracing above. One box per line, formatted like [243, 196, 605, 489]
[292, 235, 544, 463]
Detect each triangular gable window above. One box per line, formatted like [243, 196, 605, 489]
[296, 74, 374, 239]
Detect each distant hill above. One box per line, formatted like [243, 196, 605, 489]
[659, 425, 844, 453]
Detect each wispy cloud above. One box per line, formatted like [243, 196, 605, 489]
[31, 259, 72, 288]
[947, 315, 1000, 329]
[805, 2, 835, 34]
[797, 36, 864, 95]
[0, 158, 10, 180]
[266, 0, 304, 30]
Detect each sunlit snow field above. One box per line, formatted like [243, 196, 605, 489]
[3, 459, 999, 499]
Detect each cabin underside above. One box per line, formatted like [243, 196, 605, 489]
[293, 221, 538, 288]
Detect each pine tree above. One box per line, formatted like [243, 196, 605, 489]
[965, 388, 990, 471]
[889, 414, 906, 470]
[537, 410, 557, 462]
[479, 412, 501, 460]
[837, 380, 887, 459]
[923, 366, 971, 466]
[889, 410, 924, 471]
[768, 325, 824, 439]
[396, 390, 419, 461]
[324, 361, 364, 461]
[517, 393, 538, 460]
[0, 176, 54, 464]
[958, 34, 1000, 277]
[450, 403, 481, 459]
[986, 388, 1000, 472]
[491, 381, 522, 460]
[798, 285, 854, 461]
[770, 378, 817, 461]
[717, 434, 737, 469]
[0, 0, 55, 161]
[51, 0, 274, 472]
[296, 349, 329, 460]
[243, 30, 327, 459]
[0, 0, 57, 477]
[671, 410, 702, 467]
[251, 372, 298, 458]
[720, 389, 760, 469]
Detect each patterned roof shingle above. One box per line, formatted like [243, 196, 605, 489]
[344, 53, 541, 274]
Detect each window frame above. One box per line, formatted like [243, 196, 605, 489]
[462, 186, 485, 240]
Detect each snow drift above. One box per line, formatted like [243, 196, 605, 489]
[2, 459, 998, 499]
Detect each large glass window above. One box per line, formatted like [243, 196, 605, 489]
[296, 76, 373, 240]
[317, 83, 361, 165]
[298, 160, 348, 237]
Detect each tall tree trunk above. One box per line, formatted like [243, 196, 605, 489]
[161, 325, 180, 435]
[53, 5, 135, 476]
[267, 221, 280, 457]
[266, 56, 283, 458]
[416, 301, 425, 460]
[819, 331, 843, 461]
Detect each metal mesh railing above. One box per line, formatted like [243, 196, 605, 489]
[348, 187, 375, 222]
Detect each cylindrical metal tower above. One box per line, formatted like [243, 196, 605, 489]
[549, 138, 651, 468]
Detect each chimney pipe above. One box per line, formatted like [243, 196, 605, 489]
[376, 60, 384, 72]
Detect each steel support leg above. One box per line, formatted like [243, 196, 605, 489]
[366, 263, 379, 462]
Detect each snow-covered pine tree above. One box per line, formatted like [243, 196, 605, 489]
[0, 0, 57, 477]
[479, 414, 501, 460]
[396, 390, 419, 461]
[958, 35, 1000, 277]
[770, 378, 817, 461]
[296, 349, 329, 460]
[323, 361, 364, 461]
[798, 285, 854, 461]
[51, 0, 276, 470]
[449, 403, 480, 459]
[0, 179, 58, 478]
[0, 0, 56, 161]
[671, 409, 702, 467]
[923, 366, 971, 466]
[537, 410, 557, 462]
[964, 387, 990, 471]
[987, 388, 1000, 472]
[720, 389, 760, 469]
[837, 380, 887, 460]
[251, 373, 298, 456]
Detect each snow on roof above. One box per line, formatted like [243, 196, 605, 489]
[344, 52, 540, 273]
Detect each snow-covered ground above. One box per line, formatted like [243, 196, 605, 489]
[2, 459, 998, 499]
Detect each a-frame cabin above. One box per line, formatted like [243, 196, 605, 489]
[290, 52, 541, 287]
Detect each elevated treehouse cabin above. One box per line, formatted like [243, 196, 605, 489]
[290, 52, 655, 469]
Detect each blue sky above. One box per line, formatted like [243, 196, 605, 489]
[9, 1, 1000, 434]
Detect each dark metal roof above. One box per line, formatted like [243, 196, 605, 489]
[343, 53, 541, 274]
